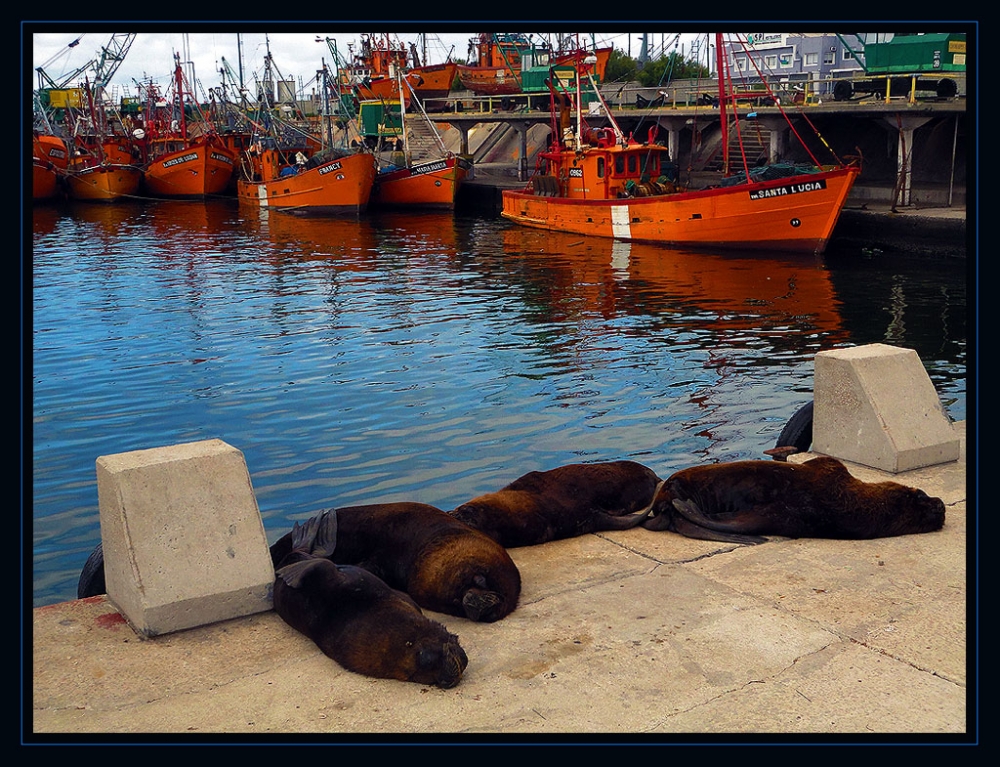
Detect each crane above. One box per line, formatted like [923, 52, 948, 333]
[36, 32, 136, 91]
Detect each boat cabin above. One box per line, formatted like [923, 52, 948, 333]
[534, 129, 678, 200]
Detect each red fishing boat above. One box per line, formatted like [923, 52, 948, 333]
[135, 54, 238, 198]
[501, 36, 860, 255]
[32, 131, 69, 201]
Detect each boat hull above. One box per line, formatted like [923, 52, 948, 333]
[501, 166, 860, 255]
[237, 152, 377, 216]
[32, 134, 69, 201]
[370, 156, 470, 209]
[64, 164, 143, 202]
[456, 64, 521, 95]
[410, 61, 459, 102]
[144, 140, 238, 197]
[33, 162, 62, 201]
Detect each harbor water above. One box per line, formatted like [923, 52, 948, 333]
[29, 199, 968, 608]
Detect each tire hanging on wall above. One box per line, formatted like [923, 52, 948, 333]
[77, 542, 106, 599]
[775, 400, 814, 453]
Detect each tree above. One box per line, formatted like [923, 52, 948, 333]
[635, 51, 711, 87]
[604, 48, 638, 84]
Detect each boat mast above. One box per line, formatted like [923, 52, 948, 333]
[715, 33, 729, 175]
[575, 51, 584, 148]
[397, 67, 409, 166]
[173, 52, 188, 140]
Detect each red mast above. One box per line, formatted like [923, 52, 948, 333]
[715, 33, 729, 175]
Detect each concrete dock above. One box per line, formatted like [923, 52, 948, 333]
[28, 421, 971, 743]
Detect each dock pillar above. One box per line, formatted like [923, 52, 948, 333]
[813, 343, 960, 472]
[95, 439, 274, 636]
[883, 115, 933, 207]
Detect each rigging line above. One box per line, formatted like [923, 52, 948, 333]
[733, 35, 841, 168]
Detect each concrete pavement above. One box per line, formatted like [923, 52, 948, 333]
[28, 421, 970, 742]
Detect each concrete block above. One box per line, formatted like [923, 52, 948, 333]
[813, 343, 960, 472]
[96, 439, 274, 636]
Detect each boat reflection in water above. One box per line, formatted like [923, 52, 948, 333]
[499, 226, 848, 341]
[242, 206, 461, 269]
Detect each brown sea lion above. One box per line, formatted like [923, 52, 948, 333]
[273, 512, 468, 688]
[270, 502, 521, 623]
[642, 456, 946, 544]
[450, 460, 664, 548]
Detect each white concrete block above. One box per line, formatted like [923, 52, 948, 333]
[813, 343, 960, 472]
[96, 439, 274, 636]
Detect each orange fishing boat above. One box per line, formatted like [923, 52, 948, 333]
[135, 54, 238, 198]
[236, 48, 377, 215]
[371, 154, 470, 209]
[238, 144, 376, 215]
[63, 136, 143, 202]
[457, 33, 611, 98]
[337, 33, 458, 107]
[456, 33, 531, 96]
[368, 77, 470, 209]
[32, 131, 69, 201]
[501, 36, 860, 255]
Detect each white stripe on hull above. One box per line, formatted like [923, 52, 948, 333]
[611, 205, 631, 239]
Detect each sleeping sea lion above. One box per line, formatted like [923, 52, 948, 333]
[449, 460, 663, 548]
[270, 502, 521, 623]
[642, 456, 946, 544]
[274, 511, 468, 688]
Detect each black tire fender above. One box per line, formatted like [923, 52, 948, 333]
[775, 400, 814, 453]
[77, 542, 106, 599]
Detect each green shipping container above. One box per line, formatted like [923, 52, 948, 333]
[862, 33, 967, 74]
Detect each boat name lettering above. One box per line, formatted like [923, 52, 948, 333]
[318, 162, 343, 175]
[569, 168, 584, 178]
[413, 160, 448, 175]
[162, 152, 199, 168]
[749, 179, 827, 200]
[210, 152, 234, 165]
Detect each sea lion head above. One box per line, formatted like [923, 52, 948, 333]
[875, 483, 947, 536]
[403, 629, 469, 689]
[407, 529, 522, 623]
[343, 600, 470, 688]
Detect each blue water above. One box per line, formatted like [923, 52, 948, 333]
[29, 199, 968, 607]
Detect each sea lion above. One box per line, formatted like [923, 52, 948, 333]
[274, 511, 468, 688]
[450, 460, 663, 548]
[270, 502, 521, 623]
[642, 456, 947, 544]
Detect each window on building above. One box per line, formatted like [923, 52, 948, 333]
[823, 48, 836, 65]
[779, 53, 793, 67]
[764, 55, 778, 69]
[805, 52, 818, 66]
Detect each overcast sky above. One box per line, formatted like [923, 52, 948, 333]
[28, 28, 708, 97]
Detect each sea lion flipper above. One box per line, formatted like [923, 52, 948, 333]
[288, 510, 339, 559]
[310, 509, 339, 559]
[670, 498, 768, 544]
[275, 558, 325, 588]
